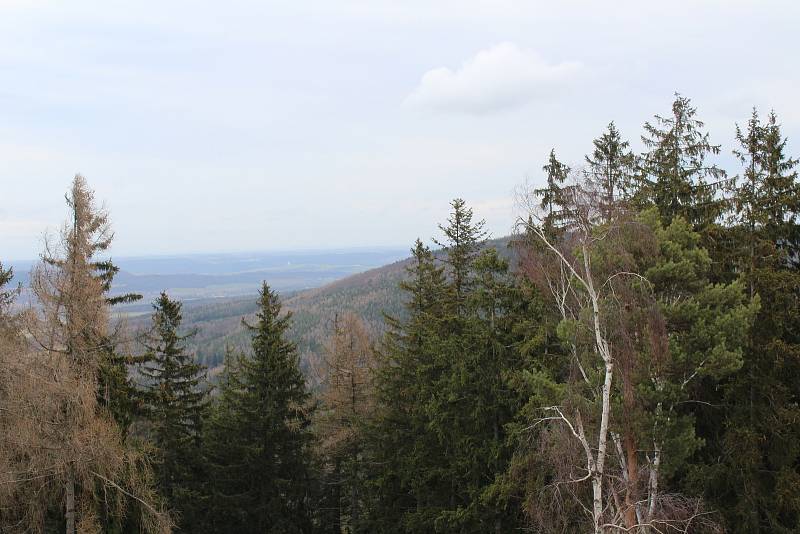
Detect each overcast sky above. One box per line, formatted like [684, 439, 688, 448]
[2, 0, 799, 259]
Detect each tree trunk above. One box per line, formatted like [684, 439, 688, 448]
[622, 365, 640, 529]
[592, 474, 604, 534]
[65, 474, 75, 534]
[584, 241, 614, 534]
[624, 431, 639, 528]
[647, 442, 661, 522]
[592, 360, 613, 534]
[333, 460, 342, 533]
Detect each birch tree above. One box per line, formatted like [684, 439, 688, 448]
[518, 178, 618, 533]
[517, 171, 754, 533]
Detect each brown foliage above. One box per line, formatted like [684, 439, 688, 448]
[314, 312, 376, 457]
[0, 175, 170, 533]
[0, 343, 169, 533]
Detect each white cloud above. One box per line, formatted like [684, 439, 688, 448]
[405, 42, 582, 115]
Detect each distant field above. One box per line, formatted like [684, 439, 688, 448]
[9, 248, 409, 310]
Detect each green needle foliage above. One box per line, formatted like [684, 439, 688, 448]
[584, 121, 638, 216]
[639, 93, 727, 229]
[361, 240, 449, 533]
[141, 292, 209, 531]
[204, 282, 314, 534]
[364, 202, 536, 533]
[686, 108, 800, 533]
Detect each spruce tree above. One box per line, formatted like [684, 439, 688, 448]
[425, 200, 493, 530]
[431, 248, 530, 532]
[689, 109, 800, 532]
[639, 93, 727, 229]
[205, 282, 313, 534]
[140, 292, 209, 530]
[96, 257, 145, 433]
[533, 149, 572, 232]
[366, 203, 530, 532]
[433, 198, 487, 315]
[761, 111, 800, 256]
[584, 122, 637, 217]
[362, 240, 448, 533]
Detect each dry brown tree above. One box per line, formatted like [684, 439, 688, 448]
[313, 312, 376, 530]
[0, 175, 171, 533]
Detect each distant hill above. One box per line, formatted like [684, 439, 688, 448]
[124, 253, 413, 376]
[122, 237, 515, 379]
[11, 248, 408, 311]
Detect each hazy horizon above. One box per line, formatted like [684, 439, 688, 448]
[7, 246, 413, 307]
[6, 244, 413, 265]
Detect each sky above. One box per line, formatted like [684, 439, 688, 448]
[2, 0, 799, 259]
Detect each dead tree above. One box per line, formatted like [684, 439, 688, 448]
[0, 175, 172, 533]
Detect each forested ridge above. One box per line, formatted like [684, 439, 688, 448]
[125, 236, 512, 378]
[2, 94, 800, 533]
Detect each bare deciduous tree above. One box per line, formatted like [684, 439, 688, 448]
[313, 312, 376, 530]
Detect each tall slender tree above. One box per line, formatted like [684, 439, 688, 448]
[33, 175, 144, 430]
[430, 248, 531, 532]
[760, 111, 800, 256]
[315, 312, 376, 532]
[97, 258, 145, 433]
[141, 292, 209, 530]
[205, 282, 313, 533]
[365, 203, 531, 532]
[25, 175, 169, 533]
[433, 198, 487, 313]
[534, 149, 572, 232]
[361, 240, 448, 532]
[688, 109, 800, 533]
[411, 200, 491, 529]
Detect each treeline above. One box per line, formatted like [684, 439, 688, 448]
[1, 93, 799, 533]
